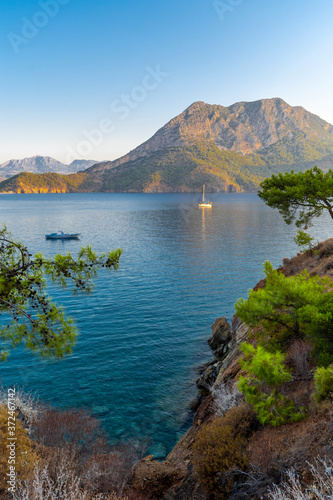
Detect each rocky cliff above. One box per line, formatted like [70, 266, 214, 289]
[131, 240, 333, 499]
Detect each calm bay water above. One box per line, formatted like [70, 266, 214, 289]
[0, 193, 331, 457]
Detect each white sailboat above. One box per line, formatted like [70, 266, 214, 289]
[198, 184, 212, 207]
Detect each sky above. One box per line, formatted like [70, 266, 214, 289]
[1, 0, 333, 164]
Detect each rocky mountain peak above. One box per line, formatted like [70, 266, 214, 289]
[88, 98, 333, 173]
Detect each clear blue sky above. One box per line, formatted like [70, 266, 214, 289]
[1, 0, 333, 164]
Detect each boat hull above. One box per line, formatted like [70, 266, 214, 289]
[45, 233, 81, 240]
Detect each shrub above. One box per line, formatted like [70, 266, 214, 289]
[267, 457, 333, 499]
[14, 454, 88, 500]
[32, 406, 108, 466]
[235, 261, 332, 350]
[192, 405, 255, 495]
[238, 343, 305, 426]
[313, 365, 333, 402]
[0, 404, 38, 492]
[83, 441, 149, 495]
[0, 386, 39, 432]
[293, 229, 316, 253]
[305, 293, 333, 367]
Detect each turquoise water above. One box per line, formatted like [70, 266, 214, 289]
[0, 193, 331, 457]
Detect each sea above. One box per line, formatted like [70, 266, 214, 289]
[0, 193, 331, 457]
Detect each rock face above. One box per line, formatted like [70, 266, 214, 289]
[196, 317, 234, 392]
[208, 317, 232, 359]
[0, 156, 97, 178]
[88, 98, 333, 173]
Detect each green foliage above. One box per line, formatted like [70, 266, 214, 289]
[294, 229, 316, 253]
[0, 172, 92, 193]
[192, 405, 255, 495]
[258, 167, 333, 228]
[237, 343, 304, 426]
[2, 137, 333, 194]
[0, 227, 122, 361]
[235, 261, 332, 349]
[306, 293, 333, 367]
[259, 132, 333, 167]
[313, 365, 333, 402]
[100, 142, 266, 193]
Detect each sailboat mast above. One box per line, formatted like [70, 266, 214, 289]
[203, 184, 205, 202]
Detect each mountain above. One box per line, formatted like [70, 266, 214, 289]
[88, 97, 333, 171]
[0, 156, 98, 178]
[1, 98, 333, 193]
[84, 97, 333, 192]
[68, 159, 99, 171]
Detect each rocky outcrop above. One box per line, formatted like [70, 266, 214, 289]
[88, 98, 333, 174]
[132, 455, 187, 499]
[208, 317, 232, 359]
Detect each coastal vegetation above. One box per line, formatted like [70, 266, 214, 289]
[0, 172, 92, 194]
[2, 145, 333, 195]
[258, 166, 333, 227]
[0, 388, 149, 499]
[188, 170, 333, 498]
[192, 405, 256, 496]
[190, 245, 333, 498]
[235, 261, 333, 365]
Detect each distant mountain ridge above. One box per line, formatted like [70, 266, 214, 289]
[1, 98, 333, 193]
[0, 156, 98, 178]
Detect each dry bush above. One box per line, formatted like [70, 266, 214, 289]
[0, 387, 39, 432]
[91, 495, 129, 500]
[248, 437, 276, 476]
[14, 454, 88, 500]
[317, 239, 333, 257]
[0, 404, 39, 492]
[222, 404, 257, 437]
[237, 434, 285, 499]
[83, 440, 150, 496]
[268, 457, 333, 499]
[192, 404, 256, 496]
[286, 340, 313, 376]
[32, 406, 108, 465]
[91, 494, 148, 500]
[84, 449, 132, 494]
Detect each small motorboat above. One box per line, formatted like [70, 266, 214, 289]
[45, 231, 81, 240]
